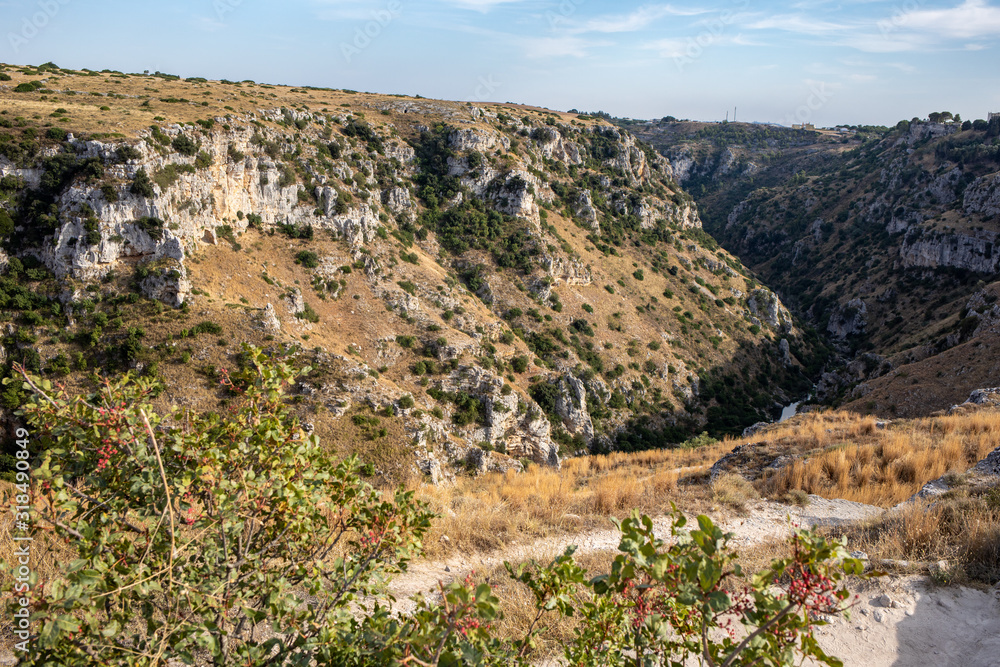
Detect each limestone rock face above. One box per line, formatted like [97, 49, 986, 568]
[778, 338, 794, 367]
[14, 121, 409, 305]
[464, 447, 524, 476]
[449, 127, 509, 153]
[382, 186, 413, 216]
[899, 229, 999, 274]
[283, 288, 306, 317]
[747, 289, 793, 332]
[254, 303, 282, 333]
[963, 171, 1000, 218]
[437, 365, 560, 467]
[827, 298, 868, 339]
[574, 190, 600, 230]
[490, 170, 538, 222]
[974, 445, 1000, 476]
[667, 149, 698, 183]
[545, 255, 592, 286]
[554, 374, 595, 443]
[895, 120, 956, 146]
[534, 131, 583, 165]
[140, 263, 191, 307]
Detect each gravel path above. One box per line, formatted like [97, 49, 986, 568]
[387, 496, 1000, 667]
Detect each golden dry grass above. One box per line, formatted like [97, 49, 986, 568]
[0, 482, 75, 588]
[413, 408, 1000, 559]
[828, 483, 1000, 585]
[711, 472, 760, 511]
[415, 449, 711, 559]
[759, 410, 1000, 506]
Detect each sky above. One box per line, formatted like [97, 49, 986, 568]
[1, 0, 999, 127]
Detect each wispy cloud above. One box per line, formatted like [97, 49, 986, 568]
[747, 14, 848, 35]
[569, 4, 709, 34]
[744, 1, 1000, 51]
[641, 33, 758, 58]
[193, 16, 227, 32]
[521, 35, 610, 58]
[447, 0, 530, 11]
[896, 0, 1000, 39]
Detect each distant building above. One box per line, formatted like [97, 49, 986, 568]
[791, 123, 815, 131]
[989, 112, 1000, 121]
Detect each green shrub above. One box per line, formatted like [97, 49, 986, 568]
[511, 355, 529, 373]
[194, 150, 213, 169]
[130, 168, 155, 198]
[191, 321, 223, 335]
[171, 133, 199, 156]
[296, 250, 320, 268]
[152, 163, 196, 190]
[277, 222, 313, 239]
[297, 302, 320, 323]
[133, 216, 165, 241]
[0, 209, 13, 237]
[278, 165, 297, 188]
[45, 127, 68, 142]
[116, 145, 142, 162]
[14, 81, 43, 93]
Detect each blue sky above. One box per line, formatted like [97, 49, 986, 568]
[2, 0, 999, 126]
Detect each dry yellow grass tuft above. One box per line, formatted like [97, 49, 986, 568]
[758, 409, 1000, 506]
[415, 448, 716, 558]
[829, 482, 1000, 585]
[712, 472, 760, 511]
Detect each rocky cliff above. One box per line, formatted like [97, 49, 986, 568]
[0, 64, 821, 482]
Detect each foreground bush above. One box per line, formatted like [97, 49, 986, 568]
[8, 347, 863, 666]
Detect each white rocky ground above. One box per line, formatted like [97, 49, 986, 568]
[386, 496, 1000, 667]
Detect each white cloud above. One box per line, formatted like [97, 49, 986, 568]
[521, 35, 608, 58]
[896, 0, 1000, 39]
[641, 33, 758, 58]
[642, 38, 688, 58]
[194, 16, 227, 32]
[747, 14, 849, 35]
[839, 32, 927, 53]
[446, 0, 529, 11]
[571, 4, 709, 34]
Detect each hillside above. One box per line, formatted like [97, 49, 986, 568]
[0, 62, 828, 483]
[623, 117, 1000, 417]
